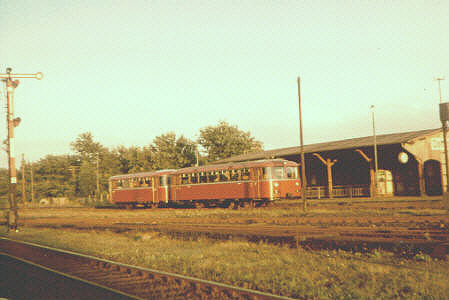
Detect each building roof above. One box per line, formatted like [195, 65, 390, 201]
[214, 128, 441, 164]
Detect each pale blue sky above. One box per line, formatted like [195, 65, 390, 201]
[1, 0, 448, 167]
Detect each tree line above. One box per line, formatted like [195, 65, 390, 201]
[0, 121, 263, 205]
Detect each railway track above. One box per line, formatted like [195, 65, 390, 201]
[143, 223, 448, 258]
[273, 198, 444, 210]
[0, 254, 135, 300]
[26, 221, 447, 258]
[13, 210, 449, 259]
[0, 238, 293, 300]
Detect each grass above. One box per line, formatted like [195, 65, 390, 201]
[2, 227, 448, 299]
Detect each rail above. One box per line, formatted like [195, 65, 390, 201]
[0, 238, 294, 300]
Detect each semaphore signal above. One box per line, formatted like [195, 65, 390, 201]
[0, 68, 43, 231]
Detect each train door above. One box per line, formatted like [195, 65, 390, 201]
[242, 168, 253, 198]
[170, 175, 177, 201]
[152, 176, 158, 204]
[255, 168, 263, 199]
[158, 175, 169, 203]
[253, 168, 261, 199]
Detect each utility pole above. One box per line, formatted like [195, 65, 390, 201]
[21, 154, 26, 205]
[297, 77, 307, 211]
[437, 78, 444, 103]
[96, 154, 101, 202]
[196, 147, 199, 167]
[437, 78, 449, 200]
[0, 68, 42, 231]
[30, 163, 35, 204]
[370, 105, 379, 199]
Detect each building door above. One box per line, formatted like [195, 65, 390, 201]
[424, 160, 442, 196]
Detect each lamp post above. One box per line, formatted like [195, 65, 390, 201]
[371, 105, 378, 198]
[0, 68, 43, 230]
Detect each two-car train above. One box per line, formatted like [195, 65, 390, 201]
[109, 159, 301, 208]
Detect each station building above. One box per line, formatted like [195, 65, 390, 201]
[215, 128, 447, 198]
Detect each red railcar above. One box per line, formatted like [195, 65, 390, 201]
[109, 159, 301, 208]
[171, 159, 301, 207]
[109, 169, 176, 208]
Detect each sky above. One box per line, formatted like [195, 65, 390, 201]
[0, 0, 448, 167]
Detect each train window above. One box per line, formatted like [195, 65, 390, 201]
[242, 168, 250, 181]
[181, 174, 189, 185]
[122, 179, 129, 188]
[190, 173, 198, 184]
[219, 171, 229, 182]
[272, 167, 284, 179]
[263, 167, 271, 179]
[200, 172, 207, 183]
[286, 167, 298, 179]
[145, 178, 152, 187]
[230, 169, 240, 181]
[208, 172, 218, 182]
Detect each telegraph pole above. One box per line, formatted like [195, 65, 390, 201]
[0, 68, 43, 230]
[297, 77, 307, 211]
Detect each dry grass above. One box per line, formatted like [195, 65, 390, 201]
[2, 227, 448, 299]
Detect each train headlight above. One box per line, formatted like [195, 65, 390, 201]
[295, 182, 299, 186]
[273, 182, 279, 187]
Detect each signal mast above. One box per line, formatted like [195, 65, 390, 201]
[0, 68, 43, 231]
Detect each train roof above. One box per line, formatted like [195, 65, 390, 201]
[109, 159, 298, 180]
[109, 169, 176, 180]
[176, 158, 298, 174]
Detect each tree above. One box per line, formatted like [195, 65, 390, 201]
[0, 168, 9, 208]
[71, 132, 105, 162]
[113, 145, 148, 174]
[78, 160, 96, 197]
[199, 121, 263, 162]
[71, 132, 107, 200]
[151, 133, 197, 169]
[33, 155, 76, 198]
